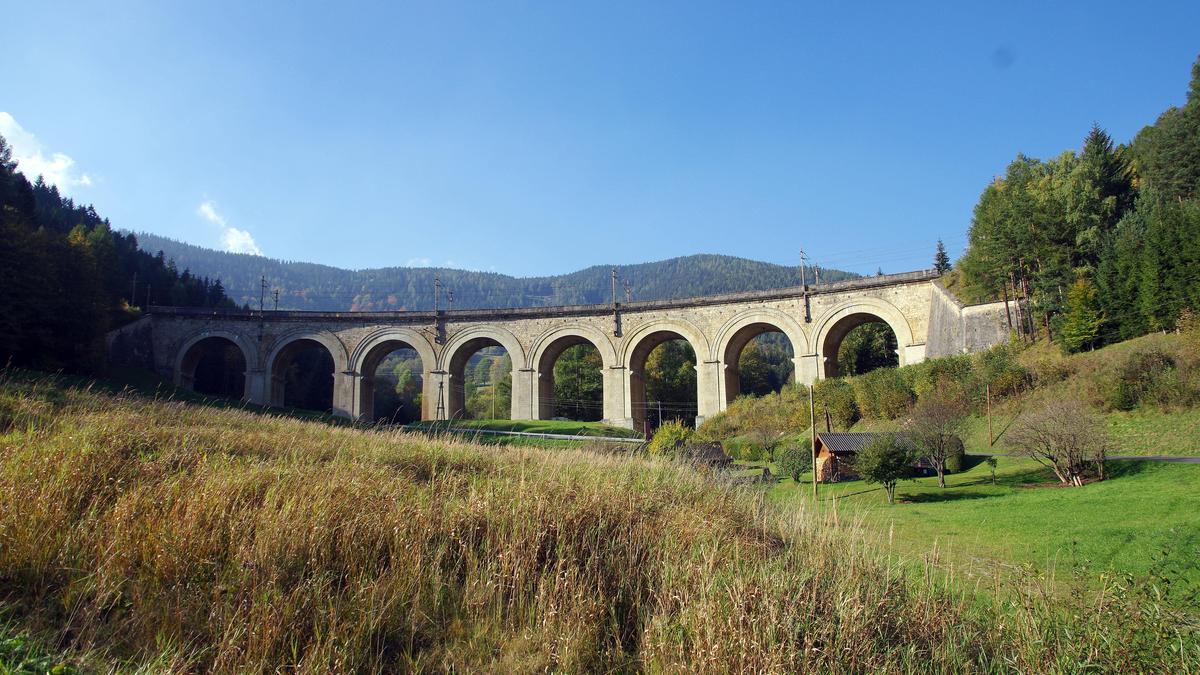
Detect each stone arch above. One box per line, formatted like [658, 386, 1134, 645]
[350, 327, 437, 423]
[812, 298, 915, 378]
[529, 324, 618, 420]
[620, 318, 710, 432]
[175, 329, 258, 399]
[266, 329, 350, 409]
[712, 308, 809, 405]
[439, 325, 527, 420]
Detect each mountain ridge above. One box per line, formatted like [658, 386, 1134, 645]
[133, 232, 860, 312]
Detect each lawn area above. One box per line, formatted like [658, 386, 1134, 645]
[767, 454, 1200, 590]
[851, 406, 1200, 456]
[406, 418, 643, 438]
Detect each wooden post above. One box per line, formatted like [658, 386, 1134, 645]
[809, 384, 818, 498]
[986, 383, 993, 447]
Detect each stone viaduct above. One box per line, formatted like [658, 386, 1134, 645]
[109, 270, 1013, 429]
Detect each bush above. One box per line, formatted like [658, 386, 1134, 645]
[1104, 348, 1189, 411]
[776, 445, 812, 482]
[908, 354, 975, 403]
[852, 368, 914, 420]
[944, 436, 965, 473]
[648, 419, 692, 458]
[812, 378, 858, 429]
[976, 341, 1031, 398]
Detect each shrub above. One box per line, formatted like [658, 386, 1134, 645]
[813, 378, 858, 429]
[976, 341, 1031, 398]
[1104, 348, 1191, 411]
[944, 436, 965, 474]
[908, 354, 975, 403]
[852, 368, 914, 420]
[776, 445, 812, 482]
[692, 411, 735, 442]
[648, 419, 692, 458]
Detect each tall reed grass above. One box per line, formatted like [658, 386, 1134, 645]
[0, 371, 1196, 672]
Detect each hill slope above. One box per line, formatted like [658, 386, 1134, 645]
[1, 372, 1193, 671]
[133, 231, 858, 311]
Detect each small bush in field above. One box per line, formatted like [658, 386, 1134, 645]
[648, 419, 692, 457]
[1106, 348, 1188, 411]
[853, 368, 914, 419]
[944, 436, 965, 473]
[813, 378, 858, 429]
[776, 445, 812, 482]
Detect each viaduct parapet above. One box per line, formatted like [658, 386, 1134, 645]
[109, 270, 1013, 429]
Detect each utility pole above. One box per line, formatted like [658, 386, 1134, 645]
[273, 289, 279, 311]
[814, 265, 821, 287]
[433, 277, 441, 313]
[809, 384, 818, 498]
[447, 289, 454, 311]
[131, 272, 137, 307]
[611, 268, 620, 337]
[800, 249, 812, 322]
[624, 280, 632, 304]
[986, 383, 993, 446]
[145, 284, 152, 309]
[657, 400, 662, 427]
[436, 378, 446, 420]
[259, 276, 266, 313]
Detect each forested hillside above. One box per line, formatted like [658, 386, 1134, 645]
[0, 136, 234, 372]
[954, 55, 1200, 352]
[134, 232, 859, 311]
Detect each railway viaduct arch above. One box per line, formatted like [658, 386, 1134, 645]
[121, 270, 1011, 429]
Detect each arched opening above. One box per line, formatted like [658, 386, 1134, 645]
[271, 339, 335, 412]
[821, 314, 899, 378]
[536, 336, 604, 421]
[180, 336, 247, 399]
[360, 340, 424, 425]
[721, 323, 795, 404]
[629, 331, 698, 435]
[446, 338, 511, 420]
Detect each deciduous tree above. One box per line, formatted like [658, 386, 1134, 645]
[903, 388, 966, 488]
[855, 433, 916, 504]
[1005, 398, 1108, 486]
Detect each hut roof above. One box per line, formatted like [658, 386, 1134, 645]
[816, 432, 913, 454]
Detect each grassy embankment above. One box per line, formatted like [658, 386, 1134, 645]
[2, 371, 1197, 671]
[769, 455, 1200, 590]
[696, 332, 1200, 595]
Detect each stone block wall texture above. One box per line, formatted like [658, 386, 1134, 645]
[925, 282, 1012, 358]
[116, 271, 1011, 426]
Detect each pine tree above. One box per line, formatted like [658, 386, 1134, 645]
[1057, 276, 1104, 353]
[933, 239, 951, 274]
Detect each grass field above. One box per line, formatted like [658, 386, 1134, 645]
[850, 406, 1200, 457]
[4, 371, 1198, 671]
[763, 454, 1200, 593]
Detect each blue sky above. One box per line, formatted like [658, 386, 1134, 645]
[3, 1, 1198, 277]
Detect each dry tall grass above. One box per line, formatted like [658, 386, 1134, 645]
[1, 372, 1196, 672]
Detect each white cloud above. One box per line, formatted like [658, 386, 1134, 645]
[406, 257, 433, 267]
[197, 200, 263, 255]
[0, 112, 93, 193]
